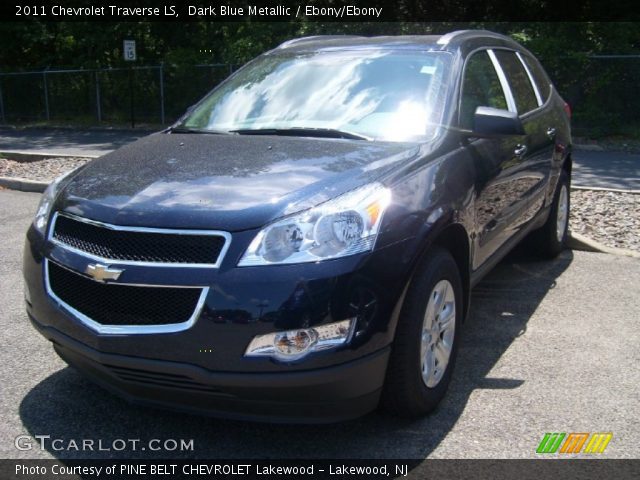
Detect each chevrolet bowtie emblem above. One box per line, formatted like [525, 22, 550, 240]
[85, 263, 123, 283]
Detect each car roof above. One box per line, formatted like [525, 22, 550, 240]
[273, 30, 523, 55]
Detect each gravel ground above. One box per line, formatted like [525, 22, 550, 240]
[2, 156, 638, 253]
[0, 156, 90, 181]
[570, 189, 640, 252]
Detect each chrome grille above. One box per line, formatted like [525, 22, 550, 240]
[50, 212, 230, 267]
[46, 260, 207, 333]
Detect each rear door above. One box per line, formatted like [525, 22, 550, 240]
[492, 49, 555, 223]
[520, 52, 567, 211]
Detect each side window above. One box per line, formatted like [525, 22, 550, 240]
[460, 51, 508, 129]
[521, 54, 551, 103]
[493, 50, 539, 114]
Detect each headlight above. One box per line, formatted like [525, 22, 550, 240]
[244, 318, 356, 361]
[238, 183, 391, 266]
[32, 167, 81, 235]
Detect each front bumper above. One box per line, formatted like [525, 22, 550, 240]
[31, 315, 389, 423]
[24, 223, 416, 421]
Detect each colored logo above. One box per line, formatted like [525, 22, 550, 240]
[536, 432, 612, 454]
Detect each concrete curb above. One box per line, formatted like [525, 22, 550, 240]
[0, 176, 49, 193]
[568, 231, 640, 258]
[1, 151, 99, 161]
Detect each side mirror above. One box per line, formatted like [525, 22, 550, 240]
[472, 106, 525, 136]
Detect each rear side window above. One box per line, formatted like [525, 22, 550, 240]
[493, 50, 539, 114]
[460, 51, 508, 129]
[521, 54, 551, 103]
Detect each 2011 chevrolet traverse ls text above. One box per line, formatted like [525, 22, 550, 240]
[23, 31, 572, 422]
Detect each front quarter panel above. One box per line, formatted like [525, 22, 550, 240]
[377, 140, 476, 331]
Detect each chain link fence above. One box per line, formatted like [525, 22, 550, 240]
[0, 64, 235, 127]
[0, 57, 638, 136]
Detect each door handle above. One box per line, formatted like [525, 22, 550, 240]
[546, 127, 557, 139]
[514, 144, 528, 157]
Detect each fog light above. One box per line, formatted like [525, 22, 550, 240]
[245, 318, 356, 361]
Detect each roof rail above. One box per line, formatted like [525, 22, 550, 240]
[437, 30, 471, 45]
[277, 35, 364, 49]
[437, 29, 512, 46]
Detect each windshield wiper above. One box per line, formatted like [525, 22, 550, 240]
[229, 127, 371, 141]
[168, 126, 231, 135]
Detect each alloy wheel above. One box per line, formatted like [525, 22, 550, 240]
[556, 184, 569, 243]
[420, 279, 456, 388]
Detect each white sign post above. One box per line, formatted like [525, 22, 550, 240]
[123, 40, 136, 127]
[123, 40, 136, 61]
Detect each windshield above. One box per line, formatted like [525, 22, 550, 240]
[180, 50, 452, 142]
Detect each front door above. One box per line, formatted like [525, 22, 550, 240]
[460, 49, 531, 269]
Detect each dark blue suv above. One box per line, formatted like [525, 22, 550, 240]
[23, 30, 572, 422]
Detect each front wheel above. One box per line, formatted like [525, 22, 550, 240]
[381, 247, 463, 417]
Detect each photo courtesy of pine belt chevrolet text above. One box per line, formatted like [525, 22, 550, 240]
[23, 30, 572, 422]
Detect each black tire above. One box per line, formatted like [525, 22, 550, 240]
[380, 247, 463, 417]
[530, 170, 570, 258]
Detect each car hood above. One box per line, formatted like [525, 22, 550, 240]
[57, 132, 422, 231]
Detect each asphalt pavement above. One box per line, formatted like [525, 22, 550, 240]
[572, 149, 640, 190]
[1, 127, 639, 190]
[1, 189, 638, 461]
